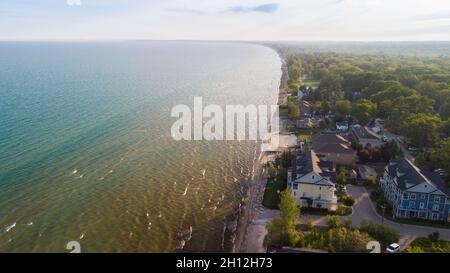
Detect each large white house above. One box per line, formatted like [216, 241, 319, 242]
[287, 150, 338, 211]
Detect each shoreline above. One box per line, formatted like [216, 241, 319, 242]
[236, 51, 287, 253]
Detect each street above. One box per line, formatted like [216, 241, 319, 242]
[300, 185, 450, 249]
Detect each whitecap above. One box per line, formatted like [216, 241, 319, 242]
[80, 233, 84, 239]
[72, 169, 78, 175]
[5, 222, 16, 233]
[182, 184, 189, 196]
[201, 169, 206, 179]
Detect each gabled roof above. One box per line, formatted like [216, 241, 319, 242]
[312, 134, 355, 155]
[314, 143, 356, 155]
[292, 150, 335, 186]
[351, 125, 380, 140]
[387, 159, 449, 196]
[312, 133, 350, 145]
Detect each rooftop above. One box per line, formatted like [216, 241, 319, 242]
[351, 125, 380, 140]
[387, 159, 449, 195]
[292, 150, 336, 185]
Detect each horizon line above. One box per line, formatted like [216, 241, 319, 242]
[1, 39, 450, 43]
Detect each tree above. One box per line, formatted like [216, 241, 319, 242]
[362, 80, 402, 98]
[287, 101, 300, 120]
[326, 215, 340, 229]
[404, 113, 442, 147]
[337, 167, 347, 186]
[268, 163, 276, 178]
[321, 100, 331, 114]
[327, 227, 372, 253]
[266, 190, 301, 246]
[352, 99, 377, 124]
[360, 219, 399, 246]
[335, 99, 352, 119]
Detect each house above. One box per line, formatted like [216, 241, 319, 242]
[357, 165, 377, 183]
[287, 150, 338, 211]
[298, 100, 312, 117]
[350, 124, 383, 148]
[312, 134, 357, 167]
[297, 118, 321, 129]
[336, 121, 349, 132]
[379, 159, 450, 222]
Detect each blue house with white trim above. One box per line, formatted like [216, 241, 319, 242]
[379, 159, 450, 222]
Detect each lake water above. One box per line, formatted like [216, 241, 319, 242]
[0, 41, 281, 252]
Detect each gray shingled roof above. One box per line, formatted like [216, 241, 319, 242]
[351, 125, 380, 140]
[292, 150, 335, 186]
[388, 159, 449, 195]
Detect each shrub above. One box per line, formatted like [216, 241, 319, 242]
[327, 227, 372, 253]
[428, 231, 440, 243]
[405, 246, 425, 253]
[360, 219, 399, 246]
[335, 205, 352, 216]
[326, 215, 340, 229]
[342, 195, 355, 206]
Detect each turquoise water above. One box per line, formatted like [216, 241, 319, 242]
[0, 41, 281, 252]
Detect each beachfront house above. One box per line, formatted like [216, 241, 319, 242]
[312, 133, 357, 167]
[287, 150, 338, 211]
[379, 159, 450, 222]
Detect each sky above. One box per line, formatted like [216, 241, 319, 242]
[1, 0, 450, 41]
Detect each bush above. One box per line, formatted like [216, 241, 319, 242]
[327, 227, 372, 253]
[428, 231, 440, 243]
[335, 205, 352, 216]
[342, 195, 355, 206]
[360, 219, 399, 246]
[326, 215, 340, 229]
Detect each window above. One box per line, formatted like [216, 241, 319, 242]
[434, 196, 441, 203]
[293, 191, 296, 196]
[421, 194, 426, 199]
[404, 193, 409, 200]
[409, 201, 415, 208]
[410, 193, 416, 200]
[293, 184, 298, 190]
[432, 213, 439, 220]
[432, 204, 440, 211]
[419, 202, 425, 209]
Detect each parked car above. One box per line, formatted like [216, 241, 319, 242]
[386, 243, 400, 253]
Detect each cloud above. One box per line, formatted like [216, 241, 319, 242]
[413, 11, 450, 21]
[167, 8, 207, 16]
[66, 0, 81, 6]
[227, 3, 279, 14]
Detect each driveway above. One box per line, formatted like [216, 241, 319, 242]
[300, 185, 450, 248]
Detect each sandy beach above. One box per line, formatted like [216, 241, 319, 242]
[237, 53, 287, 253]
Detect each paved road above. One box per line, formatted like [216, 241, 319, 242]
[375, 120, 415, 162]
[300, 185, 450, 249]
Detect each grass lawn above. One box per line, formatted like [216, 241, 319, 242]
[298, 134, 311, 143]
[263, 178, 286, 209]
[303, 80, 320, 87]
[279, 106, 289, 117]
